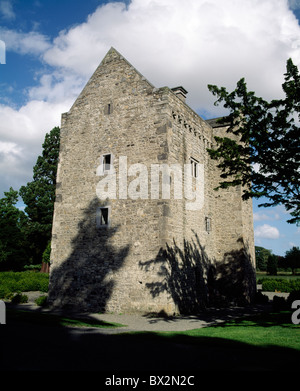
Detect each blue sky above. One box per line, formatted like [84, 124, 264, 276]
[0, 0, 299, 256]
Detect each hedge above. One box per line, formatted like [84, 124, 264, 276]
[259, 278, 300, 293]
[0, 271, 49, 299]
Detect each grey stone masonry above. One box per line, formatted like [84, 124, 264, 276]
[48, 47, 256, 314]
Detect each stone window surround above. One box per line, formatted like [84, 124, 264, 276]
[98, 152, 115, 175]
[190, 157, 199, 178]
[205, 217, 212, 233]
[104, 102, 113, 115]
[96, 206, 111, 228]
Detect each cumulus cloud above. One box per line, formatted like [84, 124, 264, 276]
[1, 0, 300, 195]
[28, 70, 85, 104]
[255, 224, 280, 239]
[0, 100, 71, 193]
[253, 212, 271, 221]
[253, 207, 282, 221]
[0, 0, 15, 20]
[0, 28, 51, 56]
[42, 0, 300, 111]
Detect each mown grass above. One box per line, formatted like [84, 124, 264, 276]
[170, 311, 300, 351]
[4, 307, 300, 371]
[7, 307, 299, 350]
[2, 271, 299, 350]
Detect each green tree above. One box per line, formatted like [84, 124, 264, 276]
[285, 246, 300, 275]
[207, 59, 300, 225]
[19, 127, 60, 263]
[255, 246, 272, 271]
[0, 188, 29, 270]
[266, 254, 278, 276]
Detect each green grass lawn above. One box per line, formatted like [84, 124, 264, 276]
[168, 311, 300, 351]
[4, 306, 300, 371]
[2, 271, 300, 371]
[129, 310, 300, 371]
[7, 306, 299, 350]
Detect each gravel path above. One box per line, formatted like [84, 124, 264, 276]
[8, 292, 272, 333]
[88, 304, 271, 333]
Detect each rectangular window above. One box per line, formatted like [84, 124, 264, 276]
[97, 153, 114, 176]
[190, 158, 198, 178]
[103, 154, 111, 171]
[96, 207, 110, 228]
[205, 217, 211, 233]
[105, 103, 113, 115]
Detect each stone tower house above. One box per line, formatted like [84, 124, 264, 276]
[48, 47, 256, 314]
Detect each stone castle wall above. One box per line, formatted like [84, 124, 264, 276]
[48, 48, 256, 314]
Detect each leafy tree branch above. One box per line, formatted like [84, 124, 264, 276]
[207, 59, 300, 225]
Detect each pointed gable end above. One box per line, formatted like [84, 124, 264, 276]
[66, 47, 155, 116]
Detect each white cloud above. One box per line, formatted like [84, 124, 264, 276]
[28, 70, 85, 104]
[0, 0, 15, 20]
[42, 0, 300, 111]
[255, 224, 280, 239]
[0, 28, 51, 56]
[1, 0, 300, 196]
[253, 212, 271, 221]
[253, 207, 282, 222]
[0, 100, 71, 194]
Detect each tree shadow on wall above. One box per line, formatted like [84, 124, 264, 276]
[139, 232, 256, 315]
[213, 237, 257, 307]
[48, 198, 130, 313]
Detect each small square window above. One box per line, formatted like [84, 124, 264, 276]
[96, 207, 110, 228]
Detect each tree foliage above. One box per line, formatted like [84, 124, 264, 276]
[0, 188, 29, 270]
[207, 59, 300, 225]
[255, 246, 272, 271]
[19, 126, 60, 264]
[284, 246, 300, 275]
[267, 254, 278, 276]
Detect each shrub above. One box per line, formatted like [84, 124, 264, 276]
[42, 242, 51, 264]
[0, 271, 49, 297]
[254, 291, 269, 304]
[260, 278, 300, 292]
[23, 264, 42, 271]
[287, 290, 300, 305]
[272, 295, 288, 311]
[0, 286, 12, 299]
[35, 295, 48, 307]
[11, 293, 28, 304]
